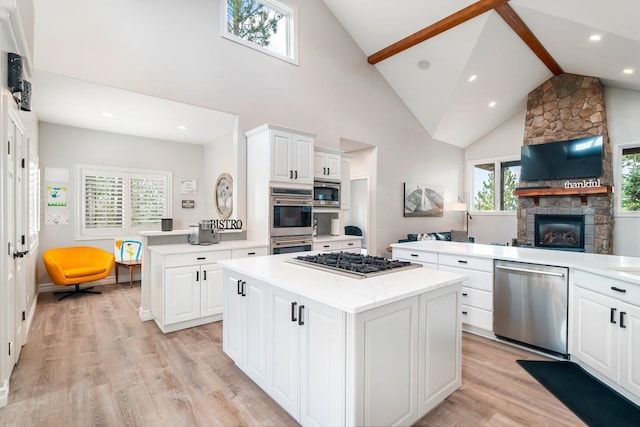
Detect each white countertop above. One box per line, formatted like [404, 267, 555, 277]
[391, 241, 640, 284]
[313, 234, 363, 243]
[219, 253, 465, 314]
[139, 229, 245, 237]
[148, 241, 267, 255]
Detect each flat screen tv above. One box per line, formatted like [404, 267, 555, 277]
[520, 135, 603, 181]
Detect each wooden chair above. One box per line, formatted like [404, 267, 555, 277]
[42, 246, 115, 300]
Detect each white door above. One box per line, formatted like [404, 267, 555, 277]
[292, 134, 313, 184]
[243, 278, 267, 388]
[267, 286, 300, 418]
[619, 301, 640, 397]
[13, 118, 26, 360]
[164, 266, 200, 324]
[572, 286, 618, 380]
[200, 263, 223, 317]
[271, 130, 293, 182]
[5, 112, 16, 366]
[223, 273, 244, 365]
[299, 297, 345, 427]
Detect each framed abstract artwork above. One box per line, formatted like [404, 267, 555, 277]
[403, 183, 444, 217]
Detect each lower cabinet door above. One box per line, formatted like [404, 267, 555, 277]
[267, 286, 300, 419]
[620, 301, 640, 397]
[200, 263, 224, 317]
[355, 297, 418, 427]
[418, 288, 461, 415]
[299, 297, 345, 427]
[243, 278, 268, 388]
[223, 273, 245, 365]
[165, 266, 200, 324]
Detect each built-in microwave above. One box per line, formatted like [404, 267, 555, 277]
[313, 181, 340, 207]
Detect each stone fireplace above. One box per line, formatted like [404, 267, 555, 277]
[517, 74, 614, 254]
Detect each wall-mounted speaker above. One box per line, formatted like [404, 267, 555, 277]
[20, 80, 31, 112]
[7, 53, 23, 94]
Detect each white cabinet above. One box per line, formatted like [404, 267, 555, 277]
[313, 241, 338, 252]
[571, 270, 640, 400]
[266, 282, 346, 426]
[312, 238, 362, 253]
[438, 254, 493, 335]
[151, 249, 232, 333]
[340, 156, 351, 210]
[313, 149, 341, 181]
[352, 286, 461, 426]
[223, 271, 268, 388]
[272, 129, 314, 184]
[393, 248, 438, 268]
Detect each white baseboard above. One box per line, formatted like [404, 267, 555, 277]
[38, 276, 115, 294]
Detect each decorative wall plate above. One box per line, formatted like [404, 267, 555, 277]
[215, 173, 233, 219]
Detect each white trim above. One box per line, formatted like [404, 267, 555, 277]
[613, 141, 640, 216]
[220, 0, 299, 65]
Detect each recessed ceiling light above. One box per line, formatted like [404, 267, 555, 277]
[588, 34, 602, 42]
[417, 60, 430, 70]
[623, 68, 635, 75]
[177, 125, 187, 130]
[468, 74, 477, 82]
[488, 101, 497, 108]
[101, 112, 113, 117]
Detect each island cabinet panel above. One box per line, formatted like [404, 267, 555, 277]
[266, 285, 346, 427]
[620, 302, 640, 398]
[354, 297, 419, 427]
[223, 271, 268, 389]
[418, 288, 461, 415]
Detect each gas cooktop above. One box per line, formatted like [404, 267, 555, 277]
[286, 252, 421, 279]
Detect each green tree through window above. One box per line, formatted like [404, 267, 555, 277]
[622, 148, 640, 211]
[227, 0, 283, 48]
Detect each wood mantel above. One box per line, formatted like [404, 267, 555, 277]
[514, 185, 613, 206]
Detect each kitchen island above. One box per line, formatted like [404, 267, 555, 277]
[219, 253, 466, 427]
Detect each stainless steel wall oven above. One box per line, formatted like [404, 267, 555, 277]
[270, 187, 313, 238]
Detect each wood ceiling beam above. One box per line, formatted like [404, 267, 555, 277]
[367, 0, 509, 65]
[494, 3, 564, 75]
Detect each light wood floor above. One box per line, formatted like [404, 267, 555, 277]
[0, 283, 584, 426]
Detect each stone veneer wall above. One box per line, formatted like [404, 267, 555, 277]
[517, 74, 614, 254]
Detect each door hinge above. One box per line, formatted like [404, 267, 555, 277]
[21, 158, 25, 168]
[22, 311, 25, 321]
[21, 235, 25, 245]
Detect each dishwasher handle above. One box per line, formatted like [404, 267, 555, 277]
[495, 264, 566, 278]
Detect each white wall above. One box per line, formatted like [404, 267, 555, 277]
[605, 87, 640, 257]
[33, 0, 465, 256]
[37, 122, 207, 283]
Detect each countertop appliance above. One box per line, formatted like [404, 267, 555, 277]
[270, 187, 313, 238]
[188, 220, 220, 245]
[313, 180, 340, 207]
[287, 252, 420, 279]
[494, 260, 569, 356]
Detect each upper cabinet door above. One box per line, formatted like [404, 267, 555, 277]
[271, 130, 293, 183]
[292, 134, 314, 184]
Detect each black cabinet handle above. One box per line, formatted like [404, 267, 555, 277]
[348, 243, 354, 246]
[294, 170, 298, 179]
[457, 260, 468, 264]
[290, 170, 293, 179]
[196, 271, 199, 282]
[610, 307, 617, 324]
[298, 305, 305, 325]
[237, 279, 242, 295]
[323, 245, 330, 248]
[323, 167, 326, 174]
[241, 281, 246, 297]
[410, 254, 418, 257]
[203, 271, 207, 281]
[197, 256, 206, 260]
[462, 292, 468, 297]
[462, 311, 468, 315]
[291, 302, 298, 322]
[327, 167, 330, 175]
[611, 286, 627, 293]
[620, 312, 627, 329]
[248, 252, 256, 256]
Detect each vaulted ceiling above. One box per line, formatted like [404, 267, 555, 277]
[322, 0, 640, 147]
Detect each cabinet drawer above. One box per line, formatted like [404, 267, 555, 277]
[339, 239, 361, 250]
[164, 250, 232, 268]
[461, 287, 493, 311]
[314, 241, 339, 251]
[573, 269, 640, 306]
[439, 253, 493, 272]
[393, 248, 438, 264]
[232, 246, 269, 259]
[439, 265, 493, 292]
[461, 305, 493, 331]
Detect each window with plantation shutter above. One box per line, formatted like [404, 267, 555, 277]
[77, 164, 172, 238]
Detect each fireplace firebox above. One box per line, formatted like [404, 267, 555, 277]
[534, 214, 585, 252]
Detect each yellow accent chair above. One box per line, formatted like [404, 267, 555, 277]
[42, 246, 115, 300]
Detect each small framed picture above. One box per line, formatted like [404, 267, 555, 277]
[182, 200, 195, 209]
[181, 178, 197, 195]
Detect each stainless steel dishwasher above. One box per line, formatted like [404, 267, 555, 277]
[494, 260, 569, 356]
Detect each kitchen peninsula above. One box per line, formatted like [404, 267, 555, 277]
[219, 253, 466, 427]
